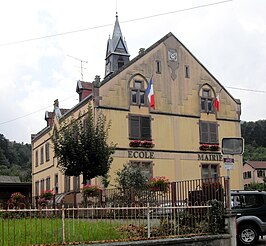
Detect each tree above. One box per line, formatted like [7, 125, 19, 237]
[53, 105, 115, 184]
[115, 164, 148, 191]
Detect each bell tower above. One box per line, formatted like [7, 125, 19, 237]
[105, 14, 130, 77]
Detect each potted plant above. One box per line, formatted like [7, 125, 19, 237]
[199, 144, 220, 151]
[140, 140, 154, 148]
[146, 176, 169, 192]
[82, 184, 101, 196]
[40, 189, 54, 200]
[8, 192, 26, 208]
[129, 140, 141, 147]
[199, 144, 210, 151]
[209, 144, 220, 151]
[10, 192, 25, 203]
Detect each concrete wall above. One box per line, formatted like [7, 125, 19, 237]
[81, 235, 231, 246]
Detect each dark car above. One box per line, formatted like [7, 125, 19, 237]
[231, 190, 266, 245]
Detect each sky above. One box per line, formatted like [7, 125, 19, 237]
[0, 0, 266, 144]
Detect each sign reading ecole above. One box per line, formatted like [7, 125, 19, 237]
[127, 151, 222, 161]
[128, 150, 155, 159]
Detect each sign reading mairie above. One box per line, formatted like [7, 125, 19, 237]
[128, 150, 155, 159]
[198, 154, 223, 162]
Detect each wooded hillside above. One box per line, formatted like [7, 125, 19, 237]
[0, 134, 31, 182]
[241, 120, 266, 161]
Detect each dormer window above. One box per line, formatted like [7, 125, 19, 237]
[200, 89, 213, 113]
[118, 56, 124, 69]
[131, 80, 146, 106]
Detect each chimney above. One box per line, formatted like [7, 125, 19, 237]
[76, 80, 93, 102]
[45, 111, 53, 127]
[139, 48, 145, 55]
[94, 75, 101, 87]
[54, 99, 62, 119]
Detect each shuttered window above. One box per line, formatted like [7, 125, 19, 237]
[200, 121, 218, 144]
[129, 115, 151, 140]
[45, 142, 50, 161]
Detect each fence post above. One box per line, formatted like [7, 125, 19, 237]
[62, 204, 65, 243]
[147, 202, 150, 238]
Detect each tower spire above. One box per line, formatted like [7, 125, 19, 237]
[105, 14, 130, 77]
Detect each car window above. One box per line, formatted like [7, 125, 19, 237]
[243, 194, 264, 208]
[231, 194, 264, 209]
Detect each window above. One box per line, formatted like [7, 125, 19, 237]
[117, 56, 124, 69]
[35, 150, 38, 167]
[73, 176, 80, 192]
[231, 194, 264, 209]
[129, 115, 151, 140]
[257, 170, 265, 178]
[201, 164, 219, 180]
[45, 142, 50, 162]
[243, 171, 252, 179]
[156, 60, 161, 74]
[201, 89, 213, 113]
[64, 175, 70, 192]
[46, 176, 51, 190]
[199, 121, 218, 144]
[130, 80, 146, 106]
[185, 65, 190, 78]
[130, 161, 153, 180]
[54, 174, 59, 194]
[40, 146, 44, 164]
[40, 179, 45, 193]
[35, 181, 39, 196]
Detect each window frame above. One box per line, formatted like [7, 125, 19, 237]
[40, 179, 45, 194]
[156, 60, 161, 74]
[201, 163, 220, 180]
[243, 171, 252, 179]
[64, 175, 70, 193]
[200, 89, 214, 113]
[130, 80, 147, 107]
[40, 146, 44, 165]
[199, 121, 218, 144]
[130, 161, 153, 180]
[45, 142, 50, 162]
[129, 114, 151, 140]
[257, 170, 265, 178]
[35, 181, 39, 197]
[185, 65, 190, 78]
[54, 174, 59, 194]
[46, 176, 51, 190]
[35, 150, 39, 167]
[73, 176, 80, 192]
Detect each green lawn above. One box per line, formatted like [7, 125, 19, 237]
[0, 217, 127, 246]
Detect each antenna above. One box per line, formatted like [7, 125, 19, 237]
[67, 55, 88, 80]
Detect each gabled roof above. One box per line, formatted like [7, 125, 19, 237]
[244, 161, 266, 169]
[101, 32, 240, 105]
[0, 175, 21, 183]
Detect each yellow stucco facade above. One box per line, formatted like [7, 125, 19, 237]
[31, 32, 243, 203]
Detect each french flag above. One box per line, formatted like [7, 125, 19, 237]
[146, 78, 155, 110]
